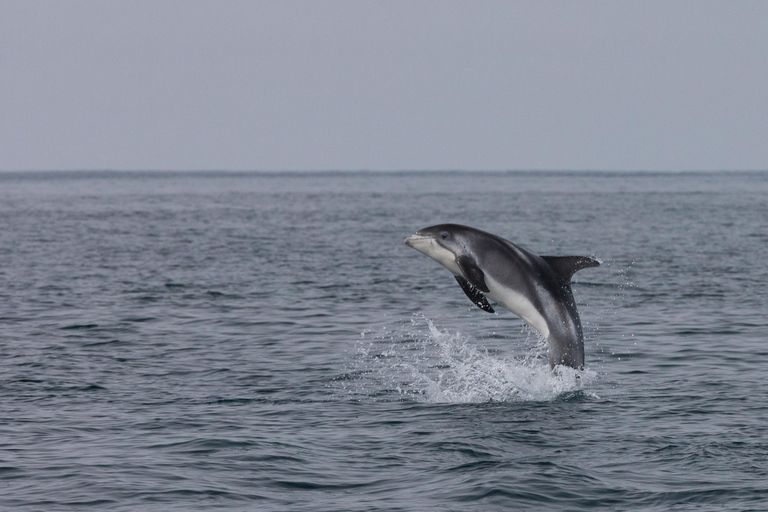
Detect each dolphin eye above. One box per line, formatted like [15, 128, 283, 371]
[440, 232, 449, 240]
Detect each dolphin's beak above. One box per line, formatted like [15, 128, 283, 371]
[404, 232, 432, 248]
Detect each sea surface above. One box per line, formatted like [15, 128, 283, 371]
[1, 170, 767, 511]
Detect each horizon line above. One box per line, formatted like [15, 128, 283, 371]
[1, 168, 766, 174]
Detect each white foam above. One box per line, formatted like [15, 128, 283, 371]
[338, 314, 597, 403]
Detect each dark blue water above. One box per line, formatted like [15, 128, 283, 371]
[1, 171, 767, 511]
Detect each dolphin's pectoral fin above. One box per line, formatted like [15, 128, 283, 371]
[454, 275, 495, 313]
[541, 255, 600, 282]
[456, 255, 490, 293]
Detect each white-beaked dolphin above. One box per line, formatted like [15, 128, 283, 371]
[405, 224, 600, 369]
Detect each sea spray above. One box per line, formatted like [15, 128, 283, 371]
[337, 314, 596, 403]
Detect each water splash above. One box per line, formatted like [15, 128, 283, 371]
[338, 314, 596, 403]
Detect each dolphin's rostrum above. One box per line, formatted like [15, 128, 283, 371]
[405, 224, 599, 369]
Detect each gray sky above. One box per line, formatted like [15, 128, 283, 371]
[1, 1, 767, 171]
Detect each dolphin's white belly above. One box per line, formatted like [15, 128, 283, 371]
[484, 274, 550, 339]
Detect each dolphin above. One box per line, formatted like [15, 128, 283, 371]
[405, 224, 599, 369]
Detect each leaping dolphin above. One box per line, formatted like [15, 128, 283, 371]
[405, 224, 599, 369]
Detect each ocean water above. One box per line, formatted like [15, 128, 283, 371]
[1, 170, 767, 511]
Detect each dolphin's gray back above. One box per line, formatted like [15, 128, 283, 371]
[462, 228, 587, 368]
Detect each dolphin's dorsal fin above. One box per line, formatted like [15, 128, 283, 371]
[454, 276, 495, 313]
[541, 256, 600, 282]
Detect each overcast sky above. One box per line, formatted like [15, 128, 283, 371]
[1, 1, 767, 171]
